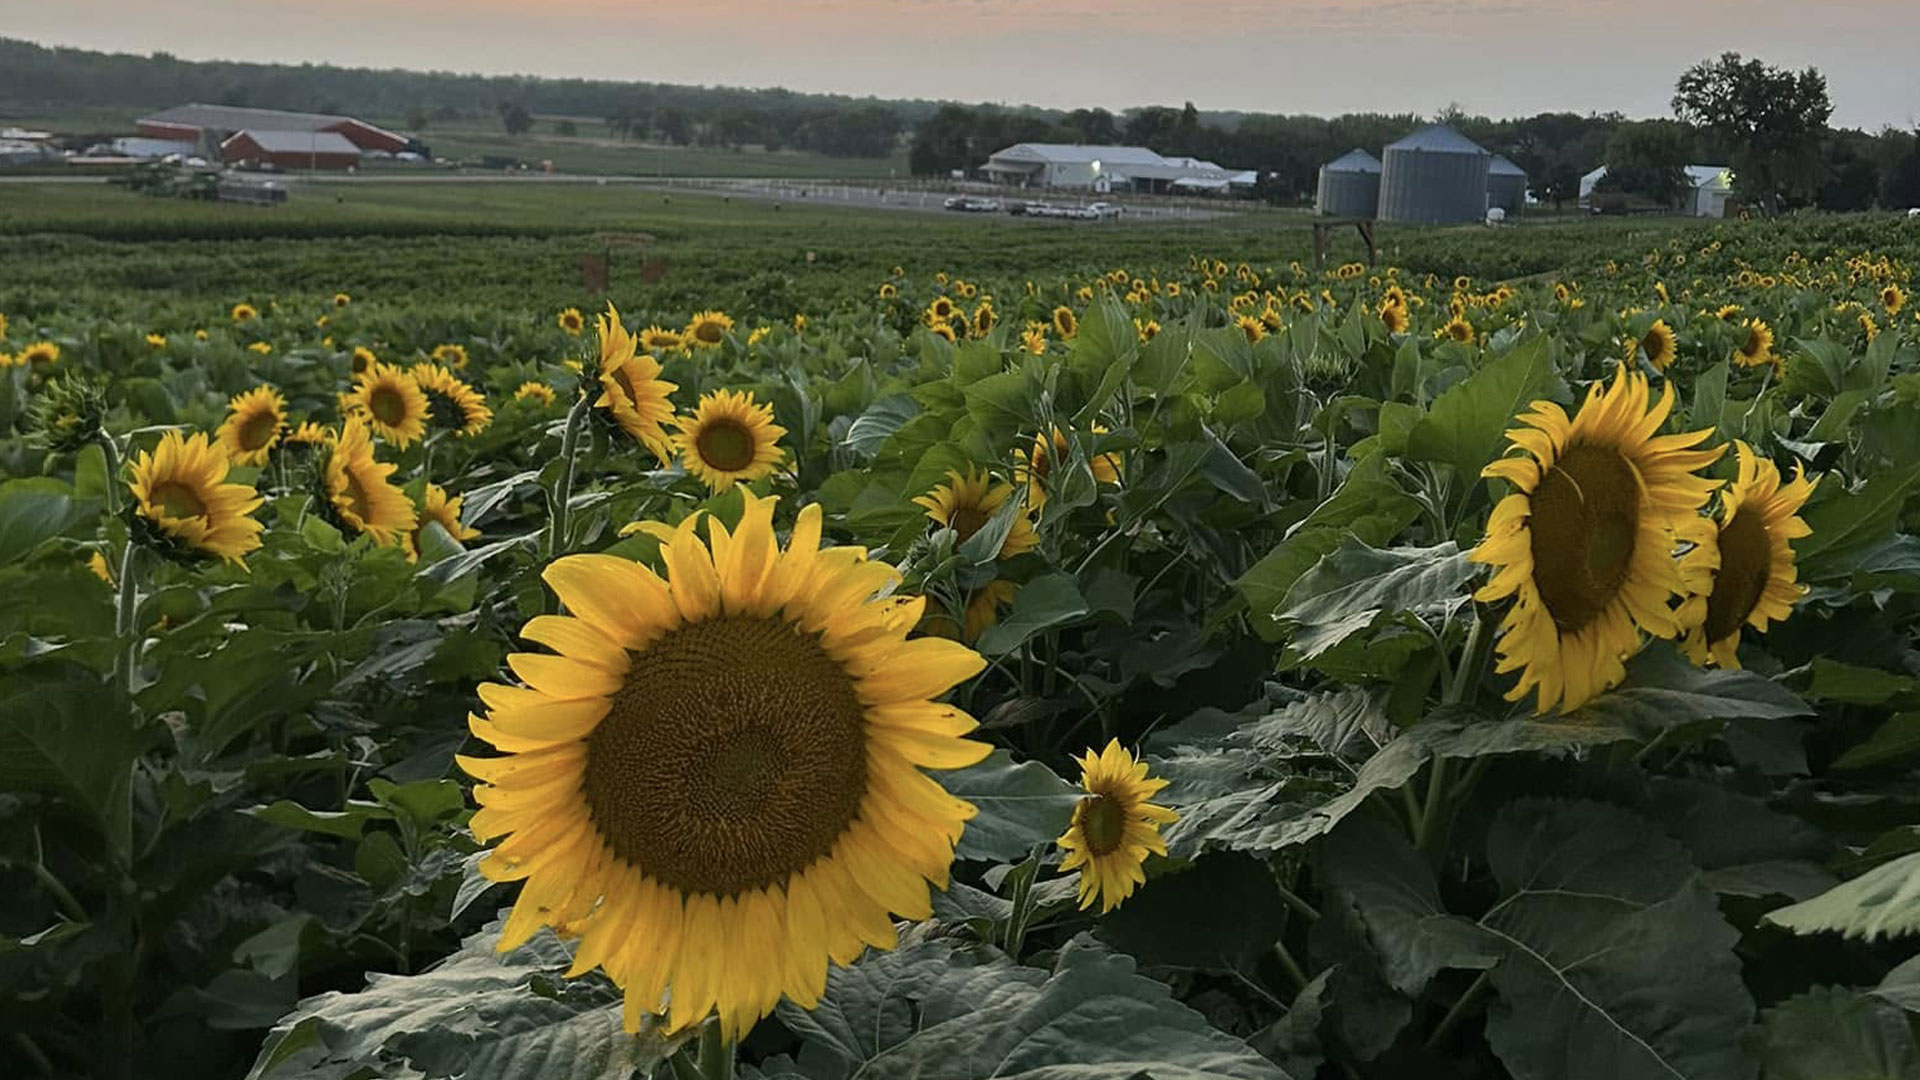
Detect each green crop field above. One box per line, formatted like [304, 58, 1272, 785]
[4, 179, 1920, 1080]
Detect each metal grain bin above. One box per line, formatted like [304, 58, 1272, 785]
[1487, 154, 1529, 214]
[1315, 149, 1383, 217]
[1378, 124, 1492, 224]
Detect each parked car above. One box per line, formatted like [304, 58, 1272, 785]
[1086, 202, 1124, 219]
[942, 195, 1002, 213]
[1008, 200, 1051, 217]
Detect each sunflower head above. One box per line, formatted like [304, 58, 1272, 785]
[406, 482, 482, 562]
[913, 468, 1038, 560]
[431, 343, 471, 370]
[350, 361, 431, 449]
[216, 385, 288, 467]
[128, 431, 264, 564]
[685, 310, 734, 348]
[146, 333, 167, 348]
[1736, 319, 1774, 367]
[1052, 306, 1078, 340]
[319, 417, 417, 547]
[1022, 327, 1048, 356]
[412, 363, 494, 437]
[1678, 442, 1816, 669]
[333, 292, 352, 308]
[1469, 365, 1723, 713]
[231, 303, 258, 323]
[878, 283, 899, 300]
[19, 341, 60, 366]
[637, 326, 684, 353]
[1057, 740, 1177, 913]
[24, 372, 107, 453]
[247, 341, 272, 356]
[1632, 319, 1678, 371]
[970, 303, 997, 339]
[1135, 319, 1161, 344]
[674, 390, 785, 492]
[350, 346, 377, 375]
[1440, 316, 1475, 344]
[1379, 301, 1411, 335]
[1234, 314, 1267, 345]
[928, 323, 957, 344]
[283, 421, 331, 454]
[1883, 283, 1907, 317]
[459, 489, 989, 1039]
[927, 297, 956, 324]
[558, 308, 586, 335]
[1013, 426, 1122, 511]
[514, 381, 558, 407]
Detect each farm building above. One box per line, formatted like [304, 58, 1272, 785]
[1487, 155, 1529, 213]
[137, 104, 407, 160]
[1578, 164, 1735, 217]
[1378, 124, 1492, 224]
[1315, 149, 1383, 217]
[221, 130, 363, 171]
[978, 144, 1254, 195]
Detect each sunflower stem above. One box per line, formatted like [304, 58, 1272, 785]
[94, 430, 122, 515]
[697, 1020, 733, 1080]
[545, 392, 595, 561]
[1424, 969, 1493, 1050]
[113, 541, 142, 702]
[1271, 941, 1310, 992]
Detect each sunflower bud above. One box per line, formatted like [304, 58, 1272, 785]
[25, 372, 108, 453]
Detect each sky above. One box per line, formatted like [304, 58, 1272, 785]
[4, 0, 1918, 129]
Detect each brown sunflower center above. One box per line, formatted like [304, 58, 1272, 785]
[1080, 794, 1127, 857]
[150, 480, 207, 520]
[695, 419, 757, 473]
[694, 321, 724, 344]
[582, 616, 868, 896]
[1528, 443, 1642, 633]
[950, 502, 991, 543]
[1702, 508, 1771, 645]
[238, 409, 279, 451]
[352, 353, 372, 375]
[421, 388, 462, 431]
[368, 385, 409, 427]
[1742, 330, 1765, 357]
[339, 467, 374, 525]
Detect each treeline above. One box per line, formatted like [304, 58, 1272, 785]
[0, 37, 922, 158]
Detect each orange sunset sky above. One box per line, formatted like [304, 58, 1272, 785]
[4, 0, 1916, 127]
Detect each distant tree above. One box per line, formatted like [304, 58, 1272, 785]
[406, 107, 430, 133]
[1673, 52, 1832, 215]
[909, 104, 979, 176]
[1435, 102, 1468, 126]
[1600, 120, 1693, 207]
[1881, 130, 1920, 208]
[498, 102, 532, 136]
[655, 105, 691, 146]
[555, 119, 578, 137]
[1124, 106, 1181, 149]
[1066, 108, 1118, 144]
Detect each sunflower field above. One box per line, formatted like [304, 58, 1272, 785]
[4, 212, 1920, 1080]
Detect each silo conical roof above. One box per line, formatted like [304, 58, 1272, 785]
[1385, 124, 1490, 155]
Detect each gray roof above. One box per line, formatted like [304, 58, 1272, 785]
[144, 103, 354, 133]
[988, 143, 1169, 166]
[1324, 149, 1383, 173]
[1386, 124, 1490, 156]
[1489, 154, 1527, 177]
[226, 129, 361, 155]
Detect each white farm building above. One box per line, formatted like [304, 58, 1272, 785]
[979, 143, 1256, 195]
[1580, 164, 1734, 218]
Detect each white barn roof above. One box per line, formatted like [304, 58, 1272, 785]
[987, 143, 1168, 166]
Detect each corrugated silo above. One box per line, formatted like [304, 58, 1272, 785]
[1315, 148, 1383, 217]
[1377, 124, 1492, 224]
[1487, 154, 1529, 214]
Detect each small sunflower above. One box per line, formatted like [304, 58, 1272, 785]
[231, 303, 258, 323]
[1883, 284, 1908, 317]
[970, 303, 997, 339]
[515, 381, 558, 407]
[793, 313, 809, 332]
[878, 283, 899, 300]
[284, 421, 330, 450]
[333, 292, 352, 308]
[685, 310, 734, 348]
[1057, 740, 1177, 913]
[146, 333, 167, 348]
[127, 431, 264, 564]
[1136, 319, 1161, 343]
[18, 342, 60, 366]
[1052, 306, 1078, 340]
[459, 489, 989, 1040]
[1736, 319, 1774, 368]
[248, 341, 272, 355]
[596, 309, 679, 462]
[1439, 316, 1475, 344]
[913, 468, 1039, 560]
[322, 417, 417, 547]
[349, 361, 432, 449]
[1022, 327, 1047, 356]
[927, 297, 957, 324]
[1234, 314, 1267, 345]
[195, 330, 209, 341]
[1014, 426, 1122, 511]
[215, 385, 288, 467]
[638, 326, 684, 353]
[962, 579, 1017, 640]
[928, 323, 957, 344]
[1715, 304, 1744, 322]
[1677, 442, 1816, 669]
[407, 482, 481, 561]
[558, 308, 586, 335]
[431, 343, 471, 370]
[1379, 301, 1411, 335]
[1469, 365, 1723, 713]
[674, 390, 785, 492]
[1632, 319, 1678, 371]
[350, 346, 378, 375]
[88, 550, 113, 584]
[412, 363, 494, 437]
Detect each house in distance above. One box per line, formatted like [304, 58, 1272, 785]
[135, 104, 410, 170]
[978, 143, 1257, 196]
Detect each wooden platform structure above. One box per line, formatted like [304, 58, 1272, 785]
[1311, 217, 1379, 270]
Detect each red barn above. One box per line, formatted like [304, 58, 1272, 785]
[222, 130, 362, 170]
[137, 104, 408, 157]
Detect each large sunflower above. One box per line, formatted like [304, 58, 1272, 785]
[673, 390, 784, 492]
[1013, 426, 1123, 511]
[349, 361, 431, 449]
[407, 482, 482, 561]
[412, 363, 494, 437]
[1468, 366, 1723, 713]
[1677, 442, 1816, 669]
[127, 431, 264, 563]
[459, 490, 990, 1039]
[323, 417, 417, 547]
[913, 468, 1039, 559]
[1736, 318, 1774, 368]
[1632, 319, 1678, 371]
[216, 385, 287, 467]
[685, 310, 734, 348]
[1056, 740, 1177, 914]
